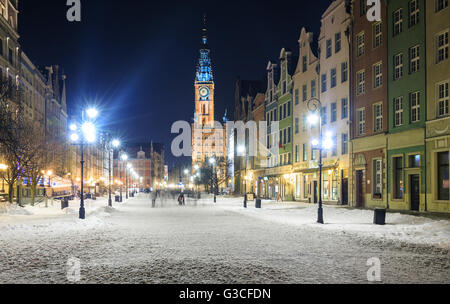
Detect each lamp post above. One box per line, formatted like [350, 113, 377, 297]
[126, 163, 132, 199]
[107, 138, 120, 207]
[69, 107, 99, 219]
[307, 97, 334, 224]
[120, 153, 128, 202]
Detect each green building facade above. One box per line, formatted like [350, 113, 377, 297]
[387, 0, 427, 211]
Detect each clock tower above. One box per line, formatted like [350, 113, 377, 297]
[194, 14, 214, 126]
[192, 14, 226, 167]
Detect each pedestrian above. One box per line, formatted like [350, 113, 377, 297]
[178, 192, 185, 206]
[151, 190, 157, 208]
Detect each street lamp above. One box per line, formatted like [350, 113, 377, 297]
[126, 163, 132, 199]
[69, 107, 99, 219]
[120, 153, 128, 201]
[307, 97, 333, 224]
[106, 136, 120, 207]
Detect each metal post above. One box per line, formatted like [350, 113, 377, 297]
[108, 136, 112, 207]
[79, 140, 85, 219]
[317, 107, 324, 224]
[126, 166, 128, 199]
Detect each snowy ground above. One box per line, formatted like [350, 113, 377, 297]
[0, 194, 448, 284]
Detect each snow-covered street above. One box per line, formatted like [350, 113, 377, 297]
[0, 194, 449, 284]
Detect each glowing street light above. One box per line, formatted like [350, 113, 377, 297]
[112, 139, 120, 148]
[86, 107, 99, 119]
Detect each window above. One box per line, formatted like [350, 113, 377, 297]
[295, 89, 299, 105]
[373, 62, 383, 88]
[341, 133, 348, 155]
[373, 159, 382, 197]
[321, 74, 327, 93]
[341, 62, 348, 83]
[437, 151, 449, 200]
[436, 0, 449, 12]
[356, 32, 365, 57]
[283, 103, 287, 119]
[283, 81, 287, 94]
[335, 32, 341, 53]
[287, 127, 291, 143]
[360, 0, 367, 16]
[437, 81, 449, 117]
[331, 136, 337, 156]
[409, 154, 420, 168]
[331, 68, 337, 88]
[357, 108, 365, 136]
[311, 80, 316, 97]
[295, 145, 299, 163]
[357, 70, 365, 96]
[8, 48, 13, 65]
[409, 0, 419, 27]
[410, 91, 420, 123]
[311, 146, 316, 160]
[373, 22, 382, 48]
[341, 98, 348, 119]
[321, 106, 327, 125]
[436, 31, 449, 64]
[302, 85, 307, 102]
[326, 39, 332, 58]
[394, 53, 403, 80]
[303, 144, 308, 161]
[302, 56, 307, 72]
[409, 45, 420, 73]
[295, 117, 299, 134]
[393, 9, 403, 36]
[394, 96, 404, 126]
[393, 157, 404, 199]
[331, 103, 337, 122]
[374, 103, 383, 132]
[279, 106, 282, 120]
[0, 38, 3, 56]
[287, 101, 291, 117]
[302, 114, 307, 131]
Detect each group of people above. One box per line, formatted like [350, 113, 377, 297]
[149, 190, 185, 207]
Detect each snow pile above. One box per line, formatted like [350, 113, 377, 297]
[212, 197, 450, 249]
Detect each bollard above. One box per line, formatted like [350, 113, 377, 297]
[244, 194, 247, 208]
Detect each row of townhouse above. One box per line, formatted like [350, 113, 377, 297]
[0, 1, 111, 201]
[234, 0, 450, 213]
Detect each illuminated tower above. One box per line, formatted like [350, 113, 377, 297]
[194, 14, 215, 126]
[192, 14, 226, 167]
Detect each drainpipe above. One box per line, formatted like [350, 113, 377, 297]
[386, 135, 389, 210]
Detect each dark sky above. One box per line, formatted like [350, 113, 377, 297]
[19, 0, 330, 168]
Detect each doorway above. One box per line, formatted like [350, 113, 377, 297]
[341, 178, 348, 205]
[355, 170, 364, 208]
[410, 174, 420, 211]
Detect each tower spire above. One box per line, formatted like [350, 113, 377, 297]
[201, 13, 208, 47]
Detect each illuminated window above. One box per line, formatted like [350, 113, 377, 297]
[393, 157, 403, 199]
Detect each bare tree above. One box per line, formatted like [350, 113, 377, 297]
[0, 78, 47, 205]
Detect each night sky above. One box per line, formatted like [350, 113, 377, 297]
[19, 0, 330, 167]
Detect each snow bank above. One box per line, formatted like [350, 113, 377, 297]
[212, 197, 450, 249]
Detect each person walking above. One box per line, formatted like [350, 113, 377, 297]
[151, 190, 157, 208]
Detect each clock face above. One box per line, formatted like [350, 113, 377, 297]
[199, 87, 210, 98]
